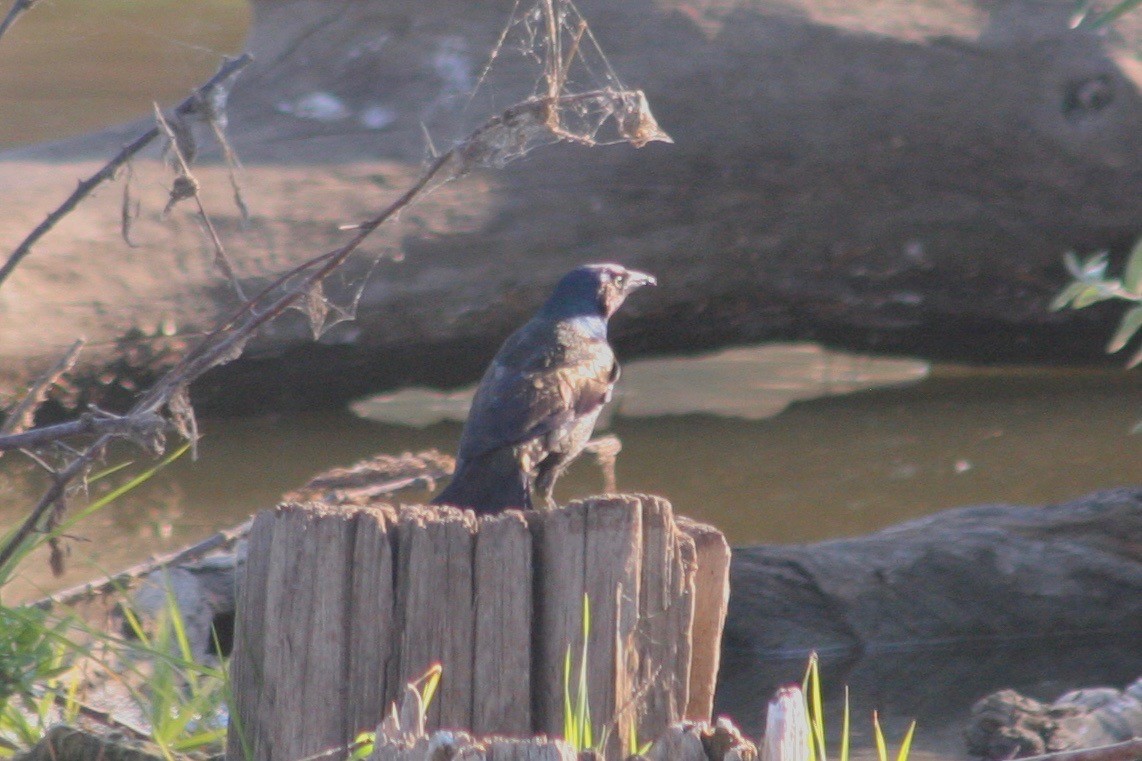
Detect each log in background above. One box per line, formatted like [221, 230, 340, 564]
[3, 0, 1142, 412]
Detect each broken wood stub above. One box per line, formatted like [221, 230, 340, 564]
[226, 495, 730, 761]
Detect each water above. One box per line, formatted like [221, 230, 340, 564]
[0, 0, 249, 150]
[2, 4, 1140, 758]
[4, 345, 1140, 601]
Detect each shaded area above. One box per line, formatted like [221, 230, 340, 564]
[715, 488, 1142, 758]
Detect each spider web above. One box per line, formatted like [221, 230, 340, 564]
[302, 0, 671, 341]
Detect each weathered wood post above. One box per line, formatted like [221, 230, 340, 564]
[227, 494, 730, 761]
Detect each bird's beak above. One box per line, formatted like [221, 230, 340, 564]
[625, 270, 657, 290]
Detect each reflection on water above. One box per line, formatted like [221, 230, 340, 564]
[352, 344, 930, 424]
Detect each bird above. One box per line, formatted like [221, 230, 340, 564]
[432, 263, 656, 515]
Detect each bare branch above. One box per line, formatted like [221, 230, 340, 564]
[0, 410, 166, 453]
[153, 104, 247, 300]
[0, 0, 36, 47]
[0, 339, 84, 440]
[0, 53, 253, 290]
[0, 80, 666, 580]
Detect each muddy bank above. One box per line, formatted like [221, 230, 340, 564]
[3, 0, 1142, 413]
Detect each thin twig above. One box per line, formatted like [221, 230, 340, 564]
[0, 0, 36, 46]
[31, 517, 253, 611]
[0, 447, 99, 572]
[0, 339, 84, 438]
[0, 53, 253, 290]
[0, 410, 166, 452]
[152, 104, 246, 300]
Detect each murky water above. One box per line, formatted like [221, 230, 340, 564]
[0, 0, 249, 150]
[2, 4, 1140, 758]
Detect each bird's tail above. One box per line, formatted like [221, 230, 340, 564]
[431, 448, 532, 515]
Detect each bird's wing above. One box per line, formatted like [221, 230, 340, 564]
[458, 323, 616, 460]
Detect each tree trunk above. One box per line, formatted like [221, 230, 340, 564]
[226, 496, 730, 761]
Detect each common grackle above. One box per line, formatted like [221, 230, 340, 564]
[432, 263, 656, 515]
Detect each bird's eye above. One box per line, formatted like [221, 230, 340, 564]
[613, 273, 626, 287]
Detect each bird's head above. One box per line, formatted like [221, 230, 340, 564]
[541, 263, 657, 320]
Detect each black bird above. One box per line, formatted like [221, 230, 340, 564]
[432, 263, 656, 514]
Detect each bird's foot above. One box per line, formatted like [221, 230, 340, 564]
[583, 434, 622, 493]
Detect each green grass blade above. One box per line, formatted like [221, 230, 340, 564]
[163, 587, 195, 664]
[810, 654, 825, 761]
[840, 685, 849, 761]
[70, 443, 191, 524]
[577, 593, 592, 750]
[87, 460, 136, 483]
[1108, 305, 1142, 353]
[563, 644, 577, 748]
[873, 711, 888, 761]
[417, 663, 443, 712]
[172, 726, 228, 753]
[895, 720, 917, 761]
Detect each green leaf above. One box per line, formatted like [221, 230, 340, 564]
[1107, 305, 1142, 353]
[1064, 251, 1083, 278]
[1072, 285, 1112, 310]
[1125, 237, 1142, 293]
[1049, 281, 1086, 311]
[1081, 252, 1110, 281]
[349, 732, 376, 761]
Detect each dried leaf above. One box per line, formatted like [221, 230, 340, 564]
[210, 332, 251, 370]
[617, 89, 673, 147]
[49, 536, 66, 577]
[168, 384, 199, 459]
[47, 496, 68, 577]
[120, 162, 141, 248]
[305, 280, 330, 339]
[162, 173, 200, 216]
[163, 110, 198, 167]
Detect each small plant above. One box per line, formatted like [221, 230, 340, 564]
[1051, 239, 1142, 367]
[118, 587, 231, 759]
[563, 592, 594, 752]
[0, 445, 212, 758]
[802, 652, 915, 761]
[0, 608, 81, 756]
[347, 662, 443, 760]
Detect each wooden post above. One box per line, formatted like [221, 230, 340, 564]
[227, 495, 730, 761]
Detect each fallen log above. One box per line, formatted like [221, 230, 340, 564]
[716, 487, 1142, 736]
[226, 495, 730, 761]
[5, 0, 1142, 412]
